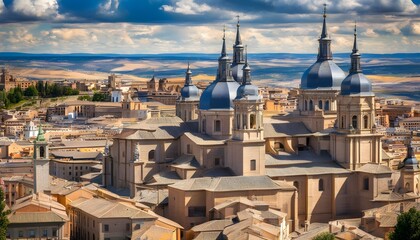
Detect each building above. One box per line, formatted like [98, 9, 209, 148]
[104, 5, 420, 236]
[399, 117, 420, 131]
[6, 192, 70, 239]
[0, 67, 35, 92]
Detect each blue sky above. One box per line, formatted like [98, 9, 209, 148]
[0, 0, 418, 54]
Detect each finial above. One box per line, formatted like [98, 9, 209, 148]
[323, 3, 327, 18]
[352, 20, 359, 53]
[236, 15, 240, 27]
[223, 25, 226, 40]
[187, 61, 190, 70]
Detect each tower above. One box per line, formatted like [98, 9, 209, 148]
[176, 63, 200, 121]
[398, 133, 420, 194]
[198, 27, 240, 139]
[227, 50, 265, 176]
[330, 24, 382, 170]
[231, 16, 245, 83]
[33, 125, 50, 193]
[147, 75, 158, 93]
[297, 4, 346, 132]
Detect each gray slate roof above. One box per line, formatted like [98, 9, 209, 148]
[357, 163, 392, 174]
[264, 122, 312, 138]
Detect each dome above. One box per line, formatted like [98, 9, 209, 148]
[235, 84, 259, 100]
[231, 64, 244, 83]
[301, 60, 346, 90]
[340, 73, 373, 96]
[199, 80, 240, 110]
[180, 85, 200, 101]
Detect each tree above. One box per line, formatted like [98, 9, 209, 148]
[36, 81, 45, 97]
[313, 232, 335, 240]
[92, 92, 108, 102]
[389, 207, 420, 240]
[0, 187, 11, 239]
[24, 85, 39, 97]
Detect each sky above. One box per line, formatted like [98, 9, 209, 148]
[0, 0, 418, 54]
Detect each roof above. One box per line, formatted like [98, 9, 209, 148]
[134, 225, 174, 240]
[171, 154, 200, 170]
[301, 60, 345, 90]
[193, 231, 223, 240]
[115, 117, 190, 140]
[51, 150, 102, 160]
[191, 219, 233, 232]
[146, 171, 182, 186]
[199, 80, 240, 110]
[170, 175, 287, 192]
[8, 211, 67, 224]
[341, 72, 374, 96]
[69, 198, 157, 219]
[357, 163, 392, 174]
[183, 132, 226, 145]
[263, 122, 312, 138]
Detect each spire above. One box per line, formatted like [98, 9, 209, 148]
[184, 62, 193, 86]
[321, 4, 328, 39]
[36, 124, 45, 142]
[317, 4, 332, 61]
[221, 25, 227, 58]
[349, 22, 362, 74]
[235, 15, 242, 46]
[401, 131, 419, 170]
[242, 45, 251, 85]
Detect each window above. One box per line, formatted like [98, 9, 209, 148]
[148, 150, 155, 161]
[293, 181, 299, 190]
[405, 182, 410, 190]
[304, 100, 308, 111]
[214, 120, 221, 132]
[18, 231, 23, 237]
[42, 229, 48, 237]
[318, 179, 324, 191]
[363, 177, 369, 190]
[363, 115, 369, 129]
[236, 114, 240, 129]
[341, 116, 345, 129]
[215, 158, 220, 166]
[126, 223, 130, 231]
[309, 100, 314, 111]
[103, 224, 109, 232]
[352, 115, 358, 129]
[188, 206, 206, 217]
[39, 146, 45, 158]
[250, 114, 256, 129]
[93, 220, 95, 228]
[318, 100, 323, 109]
[250, 160, 256, 171]
[325, 100, 330, 111]
[202, 119, 206, 133]
[28, 230, 35, 238]
[134, 223, 143, 230]
[274, 142, 285, 151]
[186, 144, 191, 154]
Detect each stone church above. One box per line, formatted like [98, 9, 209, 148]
[103, 6, 419, 231]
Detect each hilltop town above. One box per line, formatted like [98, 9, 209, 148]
[1, 8, 420, 240]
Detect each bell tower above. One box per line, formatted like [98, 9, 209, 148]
[227, 50, 265, 176]
[33, 125, 50, 193]
[330, 24, 382, 170]
[176, 63, 200, 121]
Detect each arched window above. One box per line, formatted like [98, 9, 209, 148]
[405, 182, 410, 190]
[363, 115, 369, 129]
[325, 100, 330, 111]
[293, 181, 299, 190]
[318, 100, 323, 110]
[236, 114, 240, 129]
[341, 116, 345, 129]
[274, 142, 285, 151]
[363, 177, 369, 190]
[309, 100, 314, 111]
[304, 100, 308, 111]
[250, 160, 256, 171]
[39, 146, 45, 158]
[202, 119, 206, 133]
[352, 115, 358, 129]
[148, 150, 155, 161]
[250, 114, 256, 129]
[318, 179, 324, 191]
[186, 144, 191, 154]
[214, 120, 221, 132]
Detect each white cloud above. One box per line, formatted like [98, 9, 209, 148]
[363, 28, 379, 37]
[12, 0, 58, 18]
[99, 0, 120, 15]
[50, 29, 90, 40]
[161, 0, 211, 15]
[0, 0, 5, 14]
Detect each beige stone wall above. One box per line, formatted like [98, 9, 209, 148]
[198, 110, 234, 139]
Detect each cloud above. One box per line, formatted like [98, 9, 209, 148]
[12, 0, 59, 18]
[98, 0, 120, 15]
[161, 0, 211, 15]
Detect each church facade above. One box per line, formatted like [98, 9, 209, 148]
[103, 7, 419, 232]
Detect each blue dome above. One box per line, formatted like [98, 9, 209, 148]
[235, 84, 259, 100]
[340, 73, 373, 96]
[301, 60, 346, 90]
[199, 80, 240, 110]
[231, 63, 244, 83]
[180, 85, 200, 101]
